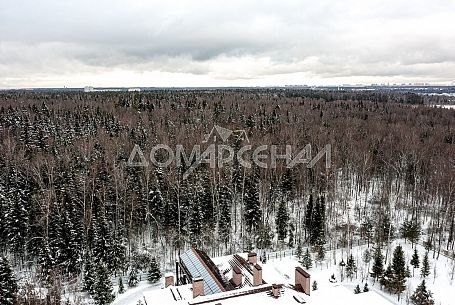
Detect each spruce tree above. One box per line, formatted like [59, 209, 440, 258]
[281, 168, 295, 200]
[244, 169, 262, 232]
[93, 264, 114, 305]
[410, 280, 435, 305]
[380, 265, 393, 291]
[305, 194, 314, 232]
[0, 256, 18, 305]
[361, 217, 374, 247]
[288, 223, 295, 248]
[391, 245, 407, 299]
[83, 256, 96, 294]
[346, 254, 357, 280]
[275, 199, 289, 242]
[147, 257, 161, 283]
[310, 196, 326, 246]
[301, 248, 312, 269]
[316, 245, 325, 266]
[372, 246, 384, 282]
[421, 252, 430, 278]
[189, 200, 203, 245]
[218, 185, 232, 247]
[295, 243, 303, 260]
[354, 284, 361, 294]
[5, 172, 29, 256]
[128, 265, 139, 287]
[410, 248, 420, 276]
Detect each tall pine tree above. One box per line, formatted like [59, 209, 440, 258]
[275, 198, 289, 242]
[0, 256, 18, 305]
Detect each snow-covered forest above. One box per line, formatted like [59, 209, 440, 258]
[0, 89, 454, 304]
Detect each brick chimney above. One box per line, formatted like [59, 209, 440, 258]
[232, 266, 242, 287]
[295, 267, 311, 295]
[272, 284, 280, 298]
[165, 273, 174, 288]
[253, 264, 262, 286]
[192, 277, 204, 298]
[248, 252, 257, 265]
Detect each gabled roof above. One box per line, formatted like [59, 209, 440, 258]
[180, 248, 229, 295]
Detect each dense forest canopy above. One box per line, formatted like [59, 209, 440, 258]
[0, 89, 453, 303]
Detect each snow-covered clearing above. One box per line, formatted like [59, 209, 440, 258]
[113, 239, 454, 305]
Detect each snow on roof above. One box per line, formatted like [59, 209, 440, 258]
[188, 285, 306, 305]
[143, 284, 193, 305]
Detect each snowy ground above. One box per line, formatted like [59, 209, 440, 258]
[430, 104, 455, 109]
[112, 240, 454, 305]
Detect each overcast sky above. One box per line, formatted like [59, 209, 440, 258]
[1, 0, 455, 88]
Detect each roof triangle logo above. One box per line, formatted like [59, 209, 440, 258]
[202, 125, 249, 143]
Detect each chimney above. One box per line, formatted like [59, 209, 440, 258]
[248, 252, 257, 265]
[272, 284, 280, 298]
[295, 267, 311, 296]
[165, 273, 174, 288]
[232, 266, 242, 287]
[253, 264, 262, 286]
[192, 277, 204, 298]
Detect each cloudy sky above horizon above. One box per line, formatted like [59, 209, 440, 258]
[1, 0, 455, 88]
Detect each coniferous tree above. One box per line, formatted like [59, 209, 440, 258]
[310, 196, 326, 246]
[281, 168, 295, 200]
[111, 229, 127, 276]
[128, 265, 139, 288]
[0, 256, 18, 305]
[390, 245, 407, 299]
[296, 243, 303, 260]
[93, 264, 114, 305]
[244, 169, 262, 232]
[346, 254, 357, 280]
[301, 248, 312, 269]
[361, 217, 374, 247]
[410, 248, 420, 276]
[410, 280, 435, 305]
[288, 223, 295, 248]
[363, 283, 369, 292]
[256, 222, 273, 249]
[380, 265, 393, 291]
[304, 194, 314, 238]
[372, 246, 384, 282]
[149, 184, 165, 225]
[83, 256, 96, 294]
[421, 252, 430, 278]
[354, 284, 361, 294]
[5, 171, 30, 256]
[218, 185, 232, 247]
[275, 199, 289, 242]
[316, 245, 325, 266]
[91, 211, 114, 268]
[189, 200, 203, 245]
[147, 257, 161, 283]
[401, 220, 421, 246]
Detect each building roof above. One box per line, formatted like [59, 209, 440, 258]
[180, 248, 229, 295]
[295, 266, 310, 278]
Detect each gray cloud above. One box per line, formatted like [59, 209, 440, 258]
[1, 0, 455, 87]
